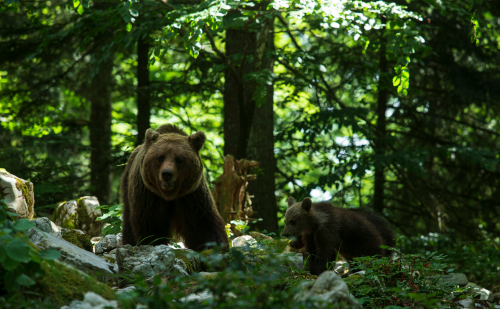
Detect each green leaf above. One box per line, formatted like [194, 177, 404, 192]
[16, 274, 35, 287]
[126, 23, 132, 32]
[77, 5, 84, 15]
[73, 0, 79, 8]
[38, 249, 60, 261]
[392, 76, 400, 87]
[2, 256, 20, 271]
[6, 240, 32, 263]
[13, 219, 35, 231]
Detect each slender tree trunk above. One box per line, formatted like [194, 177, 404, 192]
[89, 56, 113, 205]
[247, 21, 278, 233]
[136, 35, 150, 146]
[374, 18, 388, 214]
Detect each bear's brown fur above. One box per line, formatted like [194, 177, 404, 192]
[282, 197, 394, 275]
[120, 124, 228, 251]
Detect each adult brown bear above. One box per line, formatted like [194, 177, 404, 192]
[282, 197, 394, 275]
[120, 124, 228, 251]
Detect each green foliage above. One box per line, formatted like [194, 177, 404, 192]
[0, 201, 60, 301]
[116, 245, 317, 309]
[96, 204, 123, 236]
[398, 233, 500, 291]
[348, 247, 470, 308]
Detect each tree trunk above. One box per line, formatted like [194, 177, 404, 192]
[223, 11, 257, 159]
[89, 56, 113, 205]
[247, 22, 278, 233]
[136, 35, 150, 146]
[223, 11, 278, 233]
[373, 18, 388, 214]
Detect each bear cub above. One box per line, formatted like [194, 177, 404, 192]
[120, 124, 228, 251]
[283, 197, 394, 275]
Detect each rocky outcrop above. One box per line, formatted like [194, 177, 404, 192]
[28, 227, 114, 282]
[60, 292, 118, 309]
[294, 271, 362, 308]
[95, 234, 120, 255]
[52, 196, 102, 236]
[0, 169, 35, 219]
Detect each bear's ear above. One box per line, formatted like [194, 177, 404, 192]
[188, 131, 206, 152]
[145, 128, 159, 145]
[287, 197, 296, 208]
[301, 198, 312, 212]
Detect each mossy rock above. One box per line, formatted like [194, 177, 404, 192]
[172, 249, 202, 274]
[30, 262, 115, 307]
[61, 230, 93, 252]
[52, 197, 102, 236]
[0, 169, 35, 219]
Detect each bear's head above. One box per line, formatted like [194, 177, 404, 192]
[282, 197, 314, 249]
[140, 128, 206, 201]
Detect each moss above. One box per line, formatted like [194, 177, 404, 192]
[76, 197, 91, 228]
[173, 250, 202, 274]
[62, 213, 77, 230]
[14, 178, 32, 210]
[62, 230, 93, 252]
[103, 256, 116, 264]
[52, 201, 67, 225]
[199, 249, 214, 258]
[31, 262, 115, 307]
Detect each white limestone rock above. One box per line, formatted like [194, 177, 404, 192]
[28, 228, 114, 282]
[294, 271, 362, 309]
[52, 196, 102, 236]
[60, 292, 118, 309]
[0, 169, 34, 219]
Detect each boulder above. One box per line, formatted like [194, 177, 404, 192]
[249, 231, 273, 242]
[232, 235, 265, 249]
[0, 169, 35, 219]
[52, 196, 102, 236]
[116, 244, 176, 287]
[294, 271, 362, 308]
[95, 234, 119, 255]
[279, 253, 304, 271]
[60, 292, 118, 309]
[28, 227, 114, 282]
[30, 217, 53, 234]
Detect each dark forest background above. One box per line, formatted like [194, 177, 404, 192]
[1, 0, 499, 246]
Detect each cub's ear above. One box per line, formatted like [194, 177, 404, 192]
[301, 198, 312, 212]
[188, 131, 206, 152]
[287, 197, 296, 208]
[145, 128, 159, 145]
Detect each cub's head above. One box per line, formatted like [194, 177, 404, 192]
[140, 128, 206, 201]
[282, 197, 314, 249]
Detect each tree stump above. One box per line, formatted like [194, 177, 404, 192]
[212, 155, 259, 226]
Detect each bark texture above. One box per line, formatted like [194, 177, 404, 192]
[136, 35, 150, 146]
[89, 56, 113, 205]
[374, 20, 388, 214]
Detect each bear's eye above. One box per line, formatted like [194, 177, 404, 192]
[289, 220, 297, 226]
[175, 157, 183, 164]
[158, 156, 165, 163]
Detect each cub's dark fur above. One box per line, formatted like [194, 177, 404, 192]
[283, 197, 394, 275]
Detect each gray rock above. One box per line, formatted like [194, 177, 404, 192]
[29, 228, 114, 282]
[0, 169, 35, 219]
[30, 217, 53, 234]
[428, 273, 468, 287]
[116, 244, 176, 286]
[232, 235, 258, 248]
[334, 261, 349, 276]
[294, 271, 362, 309]
[116, 233, 122, 246]
[52, 196, 102, 236]
[95, 234, 118, 255]
[180, 289, 237, 302]
[115, 285, 136, 296]
[279, 253, 304, 271]
[60, 291, 118, 309]
[457, 298, 475, 309]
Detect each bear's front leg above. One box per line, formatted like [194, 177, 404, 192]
[310, 232, 340, 276]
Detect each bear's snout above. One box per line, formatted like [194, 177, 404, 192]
[162, 169, 174, 182]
